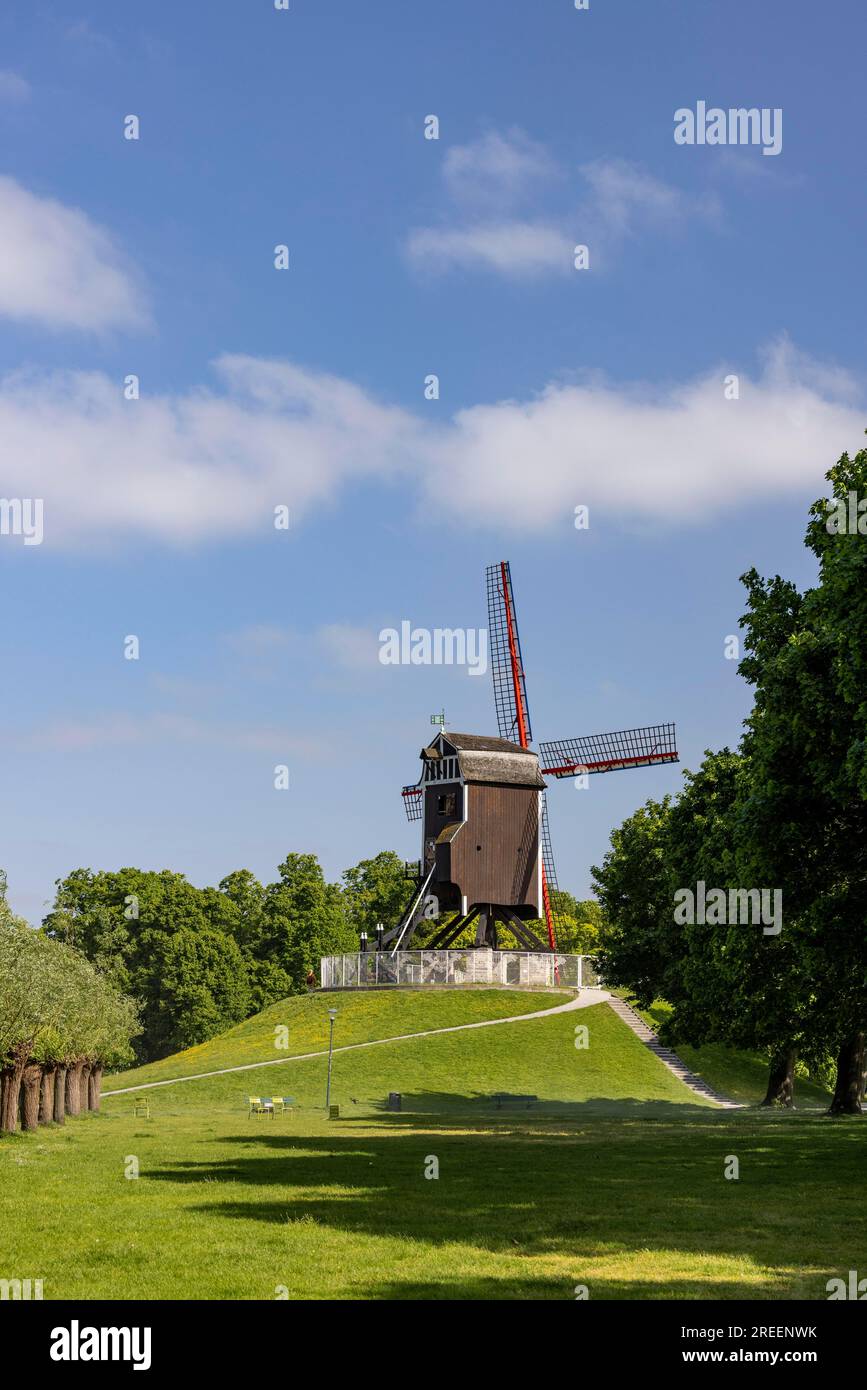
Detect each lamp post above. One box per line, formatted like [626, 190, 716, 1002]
[325, 1008, 338, 1111]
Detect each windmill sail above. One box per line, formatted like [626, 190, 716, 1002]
[539, 723, 679, 779]
[486, 561, 533, 746]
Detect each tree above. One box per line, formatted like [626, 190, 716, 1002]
[0, 925, 64, 1132]
[263, 853, 356, 987]
[341, 851, 410, 942]
[43, 867, 248, 1062]
[592, 797, 678, 1009]
[738, 445, 867, 1113]
[0, 922, 138, 1132]
[549, 892, 603, 955]
[136, 927, 250, 1058]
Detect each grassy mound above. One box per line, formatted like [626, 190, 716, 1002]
[108, 988, 564, 1090]
[109, 999, 707, 1111]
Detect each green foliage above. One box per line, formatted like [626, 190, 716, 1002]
[592, 797, 676, 1008]
[136, 927, 251, 1058]
[341, 851, 410, 942]
[42, 853, 358, 1062]
[263, 853, 356, 983]
[0, 906, 139, 1069]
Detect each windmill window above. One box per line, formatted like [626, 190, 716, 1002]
[437, 792, 457, 818]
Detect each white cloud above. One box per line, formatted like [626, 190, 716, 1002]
[0, 176, 148, 330]
[1, 341, 862, 547]
[406, 220, 573, 277]
[21, 710, 331, 758]
[222, 622, 383, 676]
[426, 338, 864, 527]
[0, 71, 31, 103]
[317, 623, 383, 672]
[406, 133, 718, 279]
[441, 129, 558, 211]
[579, 158, 720, 238]
[0, 355, 415, 545]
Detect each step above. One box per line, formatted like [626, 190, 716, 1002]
[604, 997, 741, 1109]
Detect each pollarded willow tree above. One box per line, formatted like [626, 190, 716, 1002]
[0, 917, 138, 1134]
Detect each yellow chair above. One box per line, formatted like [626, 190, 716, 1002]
[133, 1097, 150, 1118]
[248, 1095, 271, 1118]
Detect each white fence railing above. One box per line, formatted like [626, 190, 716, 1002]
[320, 950, 602, 990]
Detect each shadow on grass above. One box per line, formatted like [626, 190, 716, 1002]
[138, 1093, 867, 1298]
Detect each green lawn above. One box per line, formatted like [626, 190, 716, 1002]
[2, 993, 863, 1301]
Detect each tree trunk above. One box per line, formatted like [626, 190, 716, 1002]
[0, 1068, 20, 1133]
[827, 1032, 865, 1115]
[20, 1064, 42, 1132]
[65, 1061, 84, 1116]
[39, 1066, 57, 1124]
[761, 1046, 797, 1108]
[0, 1047, 31, 1134]
[79, 1061, 92, 1112]
[53, 1066, 67, 1124]
[88, 1064, 103, 1112]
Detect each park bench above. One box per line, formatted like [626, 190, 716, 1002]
[491, 1093, 537, 1110]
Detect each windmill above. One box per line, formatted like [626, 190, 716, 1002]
[384, 561, 678, 954]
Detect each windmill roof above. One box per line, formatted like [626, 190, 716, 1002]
[430, 732, 545, 789]
[440, 732, 528, 754]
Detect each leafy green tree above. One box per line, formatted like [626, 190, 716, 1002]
[738, 445, 867, 1112]
[592, 796, 678, 1008]
[216, 870, 292, 1012]
[549, 892, 602, 955]
[342, 851, 411, 943]
[263, 853, 356, 987]
[137, 927, 249, 1057]
[0, 923, 138, 1131]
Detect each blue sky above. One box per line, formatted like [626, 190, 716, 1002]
[2, 0, 865, 922]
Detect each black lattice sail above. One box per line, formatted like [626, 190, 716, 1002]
[539, 723, 679, 779]
[486, 561, 532, 745]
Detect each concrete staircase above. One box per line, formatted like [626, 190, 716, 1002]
[605, 995, 742, 1109]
